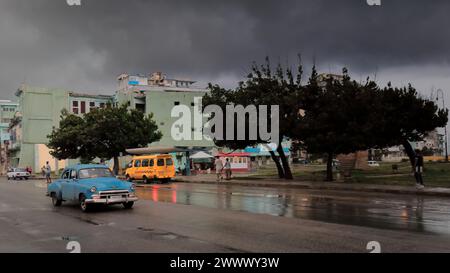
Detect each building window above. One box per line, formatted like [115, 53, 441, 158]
[100, 103, 105, 108]
[89, 102, 96, 111]
[80, 101, 86, 114]
[72, 101, 79, 114]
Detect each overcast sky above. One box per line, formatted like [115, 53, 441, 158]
[1, 0, 450, 104]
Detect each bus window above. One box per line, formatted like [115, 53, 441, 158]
[157, 159, 165, 166]
[166, 158, 173, 166]
[142, 159, 149, 167]
[134, 160, 141, 167]
[150, 159, 154, 167]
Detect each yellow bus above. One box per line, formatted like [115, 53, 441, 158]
[125, 154, 175, 183]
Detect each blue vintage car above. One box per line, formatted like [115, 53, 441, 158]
[47, 164, 138, 212]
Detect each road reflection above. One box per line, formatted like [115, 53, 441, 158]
[136, 183, 450, 235]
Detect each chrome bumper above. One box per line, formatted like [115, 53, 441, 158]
[86, 194, 138, 204]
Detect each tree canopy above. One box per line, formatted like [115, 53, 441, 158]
[205, 57, 448, 182]
[47, 105, 162, 174]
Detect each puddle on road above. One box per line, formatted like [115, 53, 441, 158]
[136, 184, 450, 236]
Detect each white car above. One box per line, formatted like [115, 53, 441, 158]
[7, 168, 31, 180]
[368, 161, 380, 167]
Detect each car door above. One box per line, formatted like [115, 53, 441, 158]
[133, 159, 142, 179]
[149, 159, 155, 178]
[68, 169, 79, 201]
[60, 170, 72, 201]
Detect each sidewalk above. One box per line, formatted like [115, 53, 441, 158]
[173, 174, 450, 197]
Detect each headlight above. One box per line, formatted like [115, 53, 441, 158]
[130, 184, 135, 191]
[90, 186, 97, 193]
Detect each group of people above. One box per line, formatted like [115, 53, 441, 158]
[214, 157, 232, 181]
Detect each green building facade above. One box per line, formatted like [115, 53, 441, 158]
[12, 73, 214, 173]
[13, 85, 113, 173]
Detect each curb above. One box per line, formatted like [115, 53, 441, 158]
[173, 179, 450, 198]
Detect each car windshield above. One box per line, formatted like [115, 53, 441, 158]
[78, 168, 114, 179]
[16, 168, 27, 172]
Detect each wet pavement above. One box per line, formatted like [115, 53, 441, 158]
[136, 183, 450, 236]
[2, 177, 450, 252]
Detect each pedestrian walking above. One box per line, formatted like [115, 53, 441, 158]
[45, 161, 52, 184]
[214, 156, 223, 181]
[224, 158, 232, 180]
[414, 149, 424, 189]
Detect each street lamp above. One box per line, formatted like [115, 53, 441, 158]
[436, 89, 448, 162]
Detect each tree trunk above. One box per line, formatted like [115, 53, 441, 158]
[277, 144, 293, 180]
[113, 156, 119, 175]
[269, 150, 285, 179]
[326, 152, 334, 181]
[402, 140, 416, 172]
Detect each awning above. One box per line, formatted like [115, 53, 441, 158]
[190, 151, 214, 159]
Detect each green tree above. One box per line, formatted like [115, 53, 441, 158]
[203, 58, 304, 179]
[372, 84, 448, 169]
[47, 109, 95, 163]
[48, 105, 162, 174]
[296, 68, 448, 181]
[295, 68, 380, 181]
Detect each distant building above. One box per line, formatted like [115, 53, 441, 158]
[0, 100, 19, 173]
[380, 130, 445, 162]
[12, 85, 113, 172]
[115, 72, 214, 172]
[11, 72, 214, 174]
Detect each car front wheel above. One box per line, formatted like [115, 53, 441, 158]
[51, 193, 62, 207]
[123, 202, 134, 209]
[79, 195, 91, 212]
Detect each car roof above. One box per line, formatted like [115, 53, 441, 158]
[64, 164, 110, 171]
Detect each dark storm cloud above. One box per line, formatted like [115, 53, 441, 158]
[1, 0, 450, 98]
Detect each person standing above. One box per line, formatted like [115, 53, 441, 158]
[224, 158, 232, 180]
[214, 156, 224, 182]
[414, 149, 424, 189]
[45, 161, 52, 184]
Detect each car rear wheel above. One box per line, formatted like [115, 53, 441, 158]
[123, 202, 134, 209]
[51, 193, 62, 207]
[79, 195, 91, 212]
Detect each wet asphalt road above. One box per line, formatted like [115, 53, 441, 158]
[1, 177, 450, 253]
[137, 183, 450, 236]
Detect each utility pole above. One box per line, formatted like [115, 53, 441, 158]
[436, 89, 448, 162]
